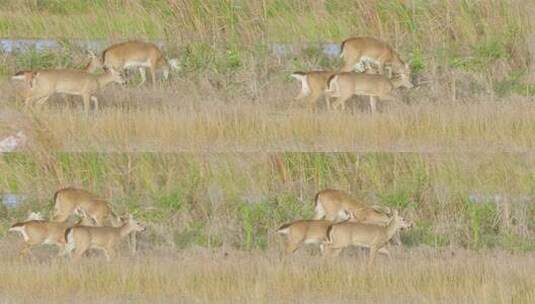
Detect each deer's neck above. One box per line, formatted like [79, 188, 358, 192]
[119, 224, 133, 238]
[84, 61, 98, 73]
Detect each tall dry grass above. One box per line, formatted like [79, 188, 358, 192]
[0, 3, 534, 302]
[0, 241, 533, 303]
[15, 94, 535, 153]
[2, 78, 535, 152]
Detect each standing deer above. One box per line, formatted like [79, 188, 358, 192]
[8, 212, 90, 257]
[290, 71, 335, 110]
[313, 188, 403, 245]
[325, 72, 412, 113]
[323, 210, 412, 268]
[339, 36, 411, 80]
[290, 68, 380, 110]
[85, 41, 180, 87]
[277, 220, 332, 255]
[52, 187, 121, 227]
[64, 214, 145, 261]
[14, 68, 125, 111]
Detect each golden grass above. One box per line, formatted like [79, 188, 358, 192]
[2, 80, 535, 152]
[0, 1, 534, 302]
[0, 239, 533, 303]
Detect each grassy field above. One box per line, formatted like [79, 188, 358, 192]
[3, 87, 535, 152]
[0, 1, 535, 151]
[1, 1, 535, 303]
[1, 153, 533, 251]
[0, 243, 533, 303]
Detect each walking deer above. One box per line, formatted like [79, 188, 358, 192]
[85, 41, 179, 87]
[324, 210, 412, 267]
[64, 214, 145, 261]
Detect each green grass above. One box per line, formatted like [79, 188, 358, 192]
[0, 153, 533, 252]
[0, 2, 534, 301]
[1, 0, 534, 97]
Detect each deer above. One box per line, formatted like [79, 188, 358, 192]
[339, 36, 411, 81]
[15, 68, 125, 111]
[85, 41, 180, 87]
[289, 71, 335, 110]
[277, 220, 332, 255]
[313, 189, 392, 223]
[52, 187, 121, 227]
[64, 214, 145, 261]
[325, 72, 412, 113]
[290, 67, 381, 110]
[8, 211, 91, 257]
[323, 210, 412, 267]
[313, 188, 403, 246]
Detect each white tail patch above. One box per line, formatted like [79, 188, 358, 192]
[9, 225, 29, 242]
[168, 58, 180, 70]
[65, 228, 76, 254]
[290, 74, 310, 97]
[277, 226, 290, 235]
[314, 197, 326, 220]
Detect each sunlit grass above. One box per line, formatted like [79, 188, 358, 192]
[0, 245, 533, 303]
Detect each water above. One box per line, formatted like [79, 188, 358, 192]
[270, 42, 340, 57]
[1, 38, 340, 57]
[1, 39, 65, 53]
[467, 193, 531, 205]
[1, 193, 25, 208]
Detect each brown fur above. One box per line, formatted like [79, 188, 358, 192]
[8, 219, 81, 257]
[53, 187, 120, 227]
[314, 188, 402, 245]
[65, 215, 145, 261]
[21, 69, 124, 111]
[277, 220, 332, 255]
[325, 72, 411, 113]
[290, 70, 335, 110]
[324, 210, 411, 267]
[96, 40, 174, 87]
[340, 36, 411, 78]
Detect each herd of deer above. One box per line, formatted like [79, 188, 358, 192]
[8, 187, 411, 267]
[8, 187, 144, 261]
[7, 36, 413, 265]
[10, 36, 411, 113]
[278, 188, 413, 268]
[11, 40, 179, 111]
[291, 36, 414, 112]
